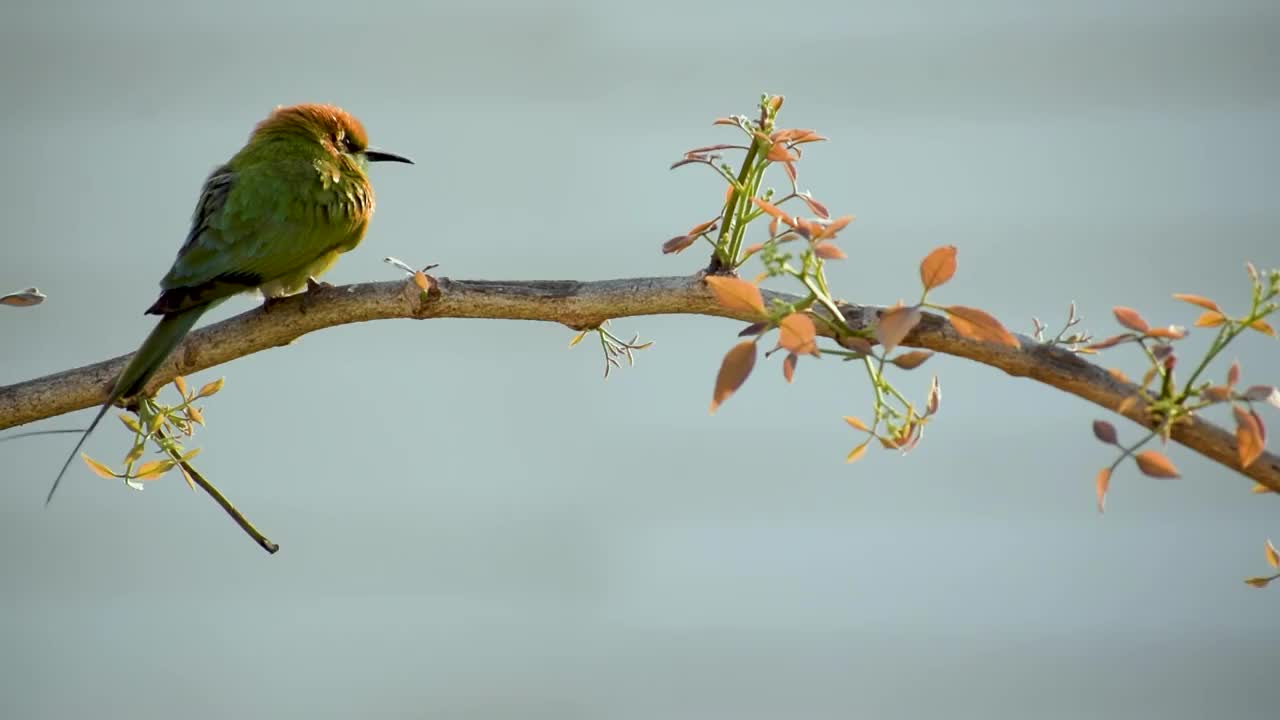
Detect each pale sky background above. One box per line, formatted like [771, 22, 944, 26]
[2, 1, 1279, 718]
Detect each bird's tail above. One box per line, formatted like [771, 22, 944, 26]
[46, 305, 208, 505]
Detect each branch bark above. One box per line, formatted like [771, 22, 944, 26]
[3, 274, 1277, 492]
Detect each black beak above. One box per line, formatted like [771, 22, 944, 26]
[364, 149, 414, 164]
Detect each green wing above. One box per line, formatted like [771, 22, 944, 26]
[148, 157, 370, 315]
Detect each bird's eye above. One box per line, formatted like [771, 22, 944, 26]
[340, 134, 361, 153]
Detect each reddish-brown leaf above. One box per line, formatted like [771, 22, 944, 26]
[705, 276, 766, 318]
[777, 313, 819, 356]
[946, 306, 1020, 348]
[662, 235, 696, 254]
[1243, 385, 1280, 408]
[877, 305, 923, 353]
[1227, 360, 1241, 387]
[738, 322, 768, 337]
[837, 336, 874, 356]
[1134, 450, 1180, 479]
[1108, 368, 1129, 383]
[712, 117, 737, 126]
[1113, 307, 1150, 333]
[844, 416, 869, 432]
[1249, 319, 1276, 337]
[1234, 405, 1265, 469]
[890, 350, 934, 370]
[1092, 420, 1118, 445]
[919, 245, 958, 292]
[1244, 576, 1274, 588]
[766, 142, 797, 162]
[1095, 468, 1112, 513]
[710, 341, 757, 414]
[1266, 539, 1279, 569]
[1172, 293, 1221, 312]
[741, 242, 765, 259]
[926, 376, 941, 415]
[799, 193, 829, 218]
[1194, 311, 1226, 328]
[781, 160, 797, 183]
[1202, 385, 1232, 403]
[782, 352, 798, 383]
[1087, 334, 1133, 351]
[813, 242, 846, 260]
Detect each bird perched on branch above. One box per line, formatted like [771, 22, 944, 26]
[46, 103, 413, 504]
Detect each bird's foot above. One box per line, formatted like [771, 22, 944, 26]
[306, 277, 334, 293]
[261, 295, 288, 313]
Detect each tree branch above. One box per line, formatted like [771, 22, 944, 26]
[3, 274, 1277, 492]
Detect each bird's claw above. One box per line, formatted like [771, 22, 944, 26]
[306, 277, 334, 293]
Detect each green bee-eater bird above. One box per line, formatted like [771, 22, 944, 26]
[46, 103, 412, 504]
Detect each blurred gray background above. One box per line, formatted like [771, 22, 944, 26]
[2, 0, 1278, 718]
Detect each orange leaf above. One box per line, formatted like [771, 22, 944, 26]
[1113, 307, 1150, 333]
[1117, 396, 1140, 415]
[1134, 450, 1180, 479]
[82, 455, 117, 479]
[1234, 405, 1265, 469]
[704, 276, 766, 318]
[1095, 468, 1111, 513]
[1194, 311, 1226, 328]
[1145, 325, 1187, 340]
[778, 313, 819, 356]
[750, 197, 791, 224]
[919, 245, 958, 292]
[133, 459, 174, 481]
[196, 378, 225, 398]
[813, 242, 846, 260]
[844, 416, 869, 432]
[846, 442, 869, 464]
[1266, 539, 1279, 569]
[1107, 368, 1129, 383]
[709, 341, 757, 414]
[946, 306, 1019, 348]
[412, 271, 433, 292]
[712, 117, 737, 126]
[688, 219, 718, 236]
[741, 242, 765, 259]
[1252, 483, 1275, 494]
[1172, 293, 1220, 312]
[876, 305, 922, 353]
[782, 352, 797, 383]
[890, 350, 933, 370]
[173, 375, 188, 397]
[1249, 318, 1276, 336]
[662, 235, 696, 254]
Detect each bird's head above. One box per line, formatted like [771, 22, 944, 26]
[251, 103, 413, 167]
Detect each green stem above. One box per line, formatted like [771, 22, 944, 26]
[155, 427, 279, 554]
